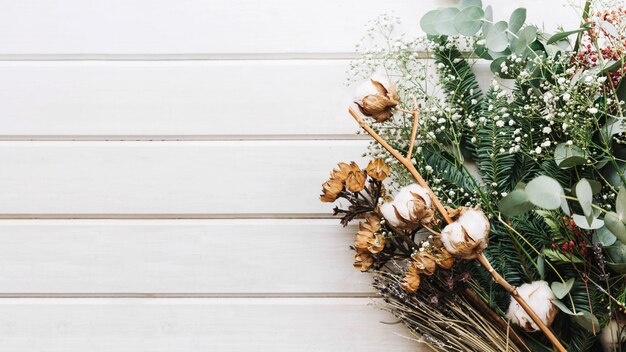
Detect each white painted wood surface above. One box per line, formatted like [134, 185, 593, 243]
[0, 0, 575, 350]
[0, 140, 367, 215]
[0, 220, 371, 294]
[0, 0, 579, 56]
[0, 298, 418, 351]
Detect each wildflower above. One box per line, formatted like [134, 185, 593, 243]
[353, 252, 374, 272]
[354, 215, 385, 254]
[400, 263, 421, 292]
[320, 178, 343, 202]
[506, 281, 557, 332]
[345, 162, 367, 192]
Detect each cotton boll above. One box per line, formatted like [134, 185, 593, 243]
[354, 77, 391, 100]
[506, 281, 557, 332]
[380, 201, 402, 228]
[439, 208, 489, 259]
[600, 320, 625, 352]
[456, 209, 489, 244]
[440, 222, 465, 255]
[400, 183, 432, 208]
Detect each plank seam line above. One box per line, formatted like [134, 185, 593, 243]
[0, 293, 377, 299]
[0, 134, 366, 142]
[0, 213, 337, 220]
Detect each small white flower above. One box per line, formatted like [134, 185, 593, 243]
[562, 93, 571, 101]
[562, 123, 569, 130]
[425, 165, 433, 173]
[535, 146, 542, 154]
[597, 76, 607, 83]
[496, 120, 505, 127]
[567, 140, 573, 145]
[588, 107, 599, 114]
[542, 127, 552, 134]
[506, 281, 557, 332]
[541, 140, 551, 147]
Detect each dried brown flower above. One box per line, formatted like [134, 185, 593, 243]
[354, 215, 385, 254]
[353, 252, 374, 272]
[319, 178, 343, 203]
[330, 162, 352, 183]
[400, 263, 422, 292]
[412, 252, 437, 276]
[435, 248, 455, 270]
[345, 162, 366, 192]
[355, 79, 399, 123]
[365, 158, 390, 181]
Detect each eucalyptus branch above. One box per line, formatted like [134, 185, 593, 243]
[348, 106, 567, 352]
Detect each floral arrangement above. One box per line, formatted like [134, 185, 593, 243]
[320, 1, 626, 351]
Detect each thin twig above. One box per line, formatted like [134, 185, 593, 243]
[348, 106, 567, 352]
[406, 96, 420, 161]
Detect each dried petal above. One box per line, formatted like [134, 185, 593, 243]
[379, 184, 433, 230]
[330, 162, 352, 182]
[412, 252, 437, 276]
[400, 263, 422, 292]
[365, 158, 390, 181]
[320, 178, 343, 203]
[353, 252, 374, 272]
[435, 248, 455, 269]
[354, 215, 384, 254]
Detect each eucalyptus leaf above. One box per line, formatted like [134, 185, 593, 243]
[498, 189, 534, 216]
[573, 214, 604, 230]
[481, 5, 493, 34]
[554, 143, 586, 168]
[551, 278, 575, 299]
[525, 175, 563, 210]
[543, 248, 584, 264]
[552, 299, 582, 316]
[607, 241, 626, 264]
[508, 8, 526, 34]
[420, 9, 442, 35]
[601, 58, 625, 74]
[486, 21, 509, 52]
[594, 227, 617, 247]
[458, 0, 482, 9]
[608, 262, 626, 274]
[600, 118, 624, 145]
[588, 179, 602, 195]
[616, 186, 626, 221]
[575, 178, 593, 223]
[573, 311, 600, 333]
[454, 6, 484, 36]
[434, 8, 461, 36]
[537, 254, 545, 280]
[605, 212, 626, 243]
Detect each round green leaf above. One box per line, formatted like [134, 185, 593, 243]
[607, 241, 626, 263]
[573, 311, 600, 333]
[434, 8, 460, 36]
[616, 186, 626, 221]
[481, 5, 493, 34]
[554, 143, 586, 168]
[512, 26, 537, 54]
[573, 214, 604, 230]
[458, 0, 482, 9]
[508, 8, 527, 34]
[420, 9, 442, 35]
[600, 118, 624, 145]
[526, 175, 563, 210]
[594, 227, 617, 247]
[498, 189, 534, 216]
[551, 278, 574, 300]
[604, 212, 626, 243]
[486, 21, 509, 52]
[575, 178, 593, 221]
[454, 6, 484, 36]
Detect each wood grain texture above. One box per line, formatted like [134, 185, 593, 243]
[0, 219, 373, 294]
[0, 0, 579, 56]
[0, 298, 424, 351]
[0, 60, 357, 137]
[0, 140, 367, 215]
[0, 60, 497, 138]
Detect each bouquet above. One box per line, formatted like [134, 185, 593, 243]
[320, 1, 626, 351]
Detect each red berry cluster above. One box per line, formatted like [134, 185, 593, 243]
[572, 8, 626, 87]
[550, 217, 589, 256]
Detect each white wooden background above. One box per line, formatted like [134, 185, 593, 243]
[0, 1, 579, 350]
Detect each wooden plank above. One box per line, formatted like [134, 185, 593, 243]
[0, 60, 357, 136]
[0, 0, 578, 56]
[0, 60, 498, 138]
[0, 298, 424, 351]
[0, 140, 367, 215]
[0, 219, 373, 294]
